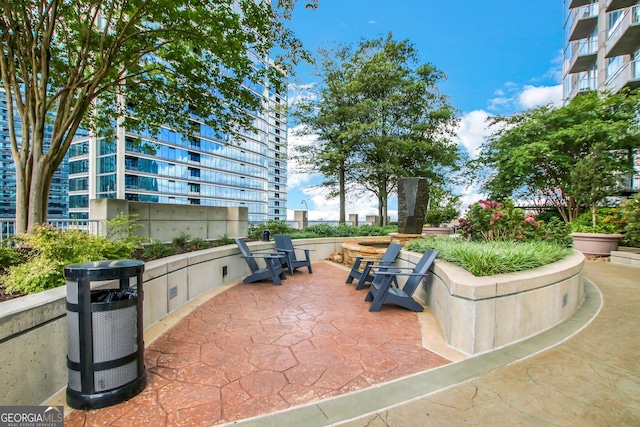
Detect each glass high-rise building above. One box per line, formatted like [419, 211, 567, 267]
[562, 0, 640, 193]
[67, 66, 288, 223]
[0, 89, 69, 220]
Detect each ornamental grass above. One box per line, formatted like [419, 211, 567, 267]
[406, 237, 573, 277]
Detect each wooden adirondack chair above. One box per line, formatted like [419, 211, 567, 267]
[365, 250, 438, 312]
[274, 235, 313, 275]
[234, 238, 287, 285]
[346, 243, 403, 290]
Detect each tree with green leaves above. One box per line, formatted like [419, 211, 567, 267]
[292, 44, 358, 225]
[570, 142, 620, 228]
[472, 90, 640, 223]
[293, 33, 460, 226]
[0, 0, 315, 233]
[424, 186, 461, 226]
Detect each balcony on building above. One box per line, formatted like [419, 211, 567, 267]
[566, 72, 598, 99]
[568, 39, 599, 73]
[606, 57, 640, 91]
[569, 0, 594, 7]
[606, 5, 640, 57]
[568, 2, 600, 41]
[606, 0, 638, 12]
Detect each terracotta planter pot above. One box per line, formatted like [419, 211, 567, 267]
[571, 232, 623, 256]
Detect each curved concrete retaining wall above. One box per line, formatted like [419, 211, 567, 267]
[0, 238, 344, 406]
[399, 250, 586, 355]
[0, 239, 585, 404]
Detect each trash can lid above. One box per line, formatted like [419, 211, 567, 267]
[64, 260, 145, 281]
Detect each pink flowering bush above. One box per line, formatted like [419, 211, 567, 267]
[458, 199, 570, 246]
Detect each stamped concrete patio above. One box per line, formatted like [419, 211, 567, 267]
[59, 260, 640, 426]
[62, 261, 452, 426]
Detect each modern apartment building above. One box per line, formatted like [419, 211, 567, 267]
[563, 0, 640, 193]
[68, 80, 288, 223]
[563, 0, 640, 98]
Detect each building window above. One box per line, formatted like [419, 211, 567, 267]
[189, 151, 200, 162]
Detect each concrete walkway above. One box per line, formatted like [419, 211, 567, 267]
[228, 261, 640, 427]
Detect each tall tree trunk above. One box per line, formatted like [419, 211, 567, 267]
[377, 195, 384, 226]
[27, 160, 49, 230]
[339, 164, 346, 225]
[14, 166, 29, 233]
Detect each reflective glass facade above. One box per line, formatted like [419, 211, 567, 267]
[0, 89, 69, 219]
[68, 63, 288, 222]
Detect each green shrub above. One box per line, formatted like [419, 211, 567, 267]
[2, 224, 135, 294]
[290, 231, 320, 239]
[539, 217, 573, 248]
[0, 245, 22, 269]
[355, 225, 397, 236]
[295, 224, 397, 238]
[458, 199, 571, 247]
[171, 233, 192, 248]
[188, 237, 210, 250]
[216, 233, 234, 246]
[248, 220, 295, 239]
[105, 213, 145, 252]
[406, 237, 572, 277]
[569, 208, 623, 234]
[4, 257, 65, 294]
[142, 242, 179, 261]
[459, 199, 533, 242]
[620, 193, 640, 247]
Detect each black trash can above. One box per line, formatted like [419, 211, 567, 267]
[65, 260, 146, 409]
[262, 229, 270, 241]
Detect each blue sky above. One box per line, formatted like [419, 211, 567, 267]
[284, 0, 564, 223]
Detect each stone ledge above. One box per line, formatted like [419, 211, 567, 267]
[407, 250, 586, 355]
[610, 249, 640, 268]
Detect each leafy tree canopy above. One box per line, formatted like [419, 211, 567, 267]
[471, 90, 640, 222]
[292, 33, 461, 225]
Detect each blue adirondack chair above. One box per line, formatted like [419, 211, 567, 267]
[274, 235, 313, 275]
[234, 238, 287, 285]
[365, 250, 438, 312]
[346, 243, 403, 290]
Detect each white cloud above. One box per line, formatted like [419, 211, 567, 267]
[287, 82, 317, 107]
[287, 183, 399, 224]
[286, 125, 321, 189]
[455, 110, 494, 159]
[518, 84, 563, 109]
[368, 20, 376, 25]
[488, 81, 563, 113]
[459, 186, 487, 215]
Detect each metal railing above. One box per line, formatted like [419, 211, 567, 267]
[0, 219, 101, 242]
